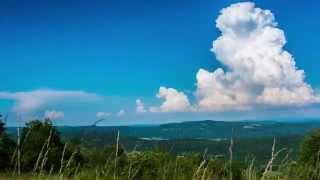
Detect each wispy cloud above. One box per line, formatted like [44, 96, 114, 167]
[0, 89, 101, 113]
[96, 111, 111, 119]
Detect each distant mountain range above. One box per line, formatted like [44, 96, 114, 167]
[7, 120, 320, 140]
[55, 120, 320, 139]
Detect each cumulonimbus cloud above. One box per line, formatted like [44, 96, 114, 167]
[150, 2, 319, 112]
[0, 89, 101, 113]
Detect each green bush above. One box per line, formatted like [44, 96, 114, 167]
[20, 119, 65, 172]
[18, 119, 86, 174]
[299, 128, 320, 165]
[126, 151, 171, 180]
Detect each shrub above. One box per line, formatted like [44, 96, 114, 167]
[299, 128, 320, 165]
[0, 114, 16, 171]
[20, 119, 65, 172]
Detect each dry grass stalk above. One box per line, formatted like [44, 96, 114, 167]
[193, 159, 206, 179]
[114, 130, 120, 180]
[243, 159, 256, 180]
[59, 143, 68, 179]
[33, 141, 47, 173]
[11, 127, 32, 168]
[262, 137, 286, 179]
[48, 165, 54, 179]
[16, 114, 21, 177]
[33, 127, 53, 174]
[229, 128, 234, 180]
[65, 149, 77, 169]
[201, 164, 208, 180]
[127, 158, 133, 180]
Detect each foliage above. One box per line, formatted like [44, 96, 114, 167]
[0, 114, 15, 171]
[3, 118, 320, 179]
[299, 128, 320, 165]
[19, 119, 85, 172]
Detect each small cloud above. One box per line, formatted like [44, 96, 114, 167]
[243, 124, 261, 129]
[136, 99, 146, 113]
[44, 110, 64, 120]
[96, 112, 111, 119]
[117, 109, 125, 116]
[149, 86, 192, 112]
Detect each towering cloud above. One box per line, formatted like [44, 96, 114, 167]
[152, 2, 319, 112]
[196, 2, 319, 111]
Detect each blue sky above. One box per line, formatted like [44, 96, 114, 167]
[1, 0, 320, 126]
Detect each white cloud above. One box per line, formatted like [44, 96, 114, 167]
[44, 110, 64, 120]
[0, 89, 100, 113]
[195, 2, 319, 111]
[117, 109, 125, 116]
[149, 86, 192, 112]
[150, 2, 319, 113]
[96, 112, 111, 119]
[136, 99, 146, 113]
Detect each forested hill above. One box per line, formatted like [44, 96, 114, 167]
[6, 120, 320, 164]
[57, 120, 320, 139]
